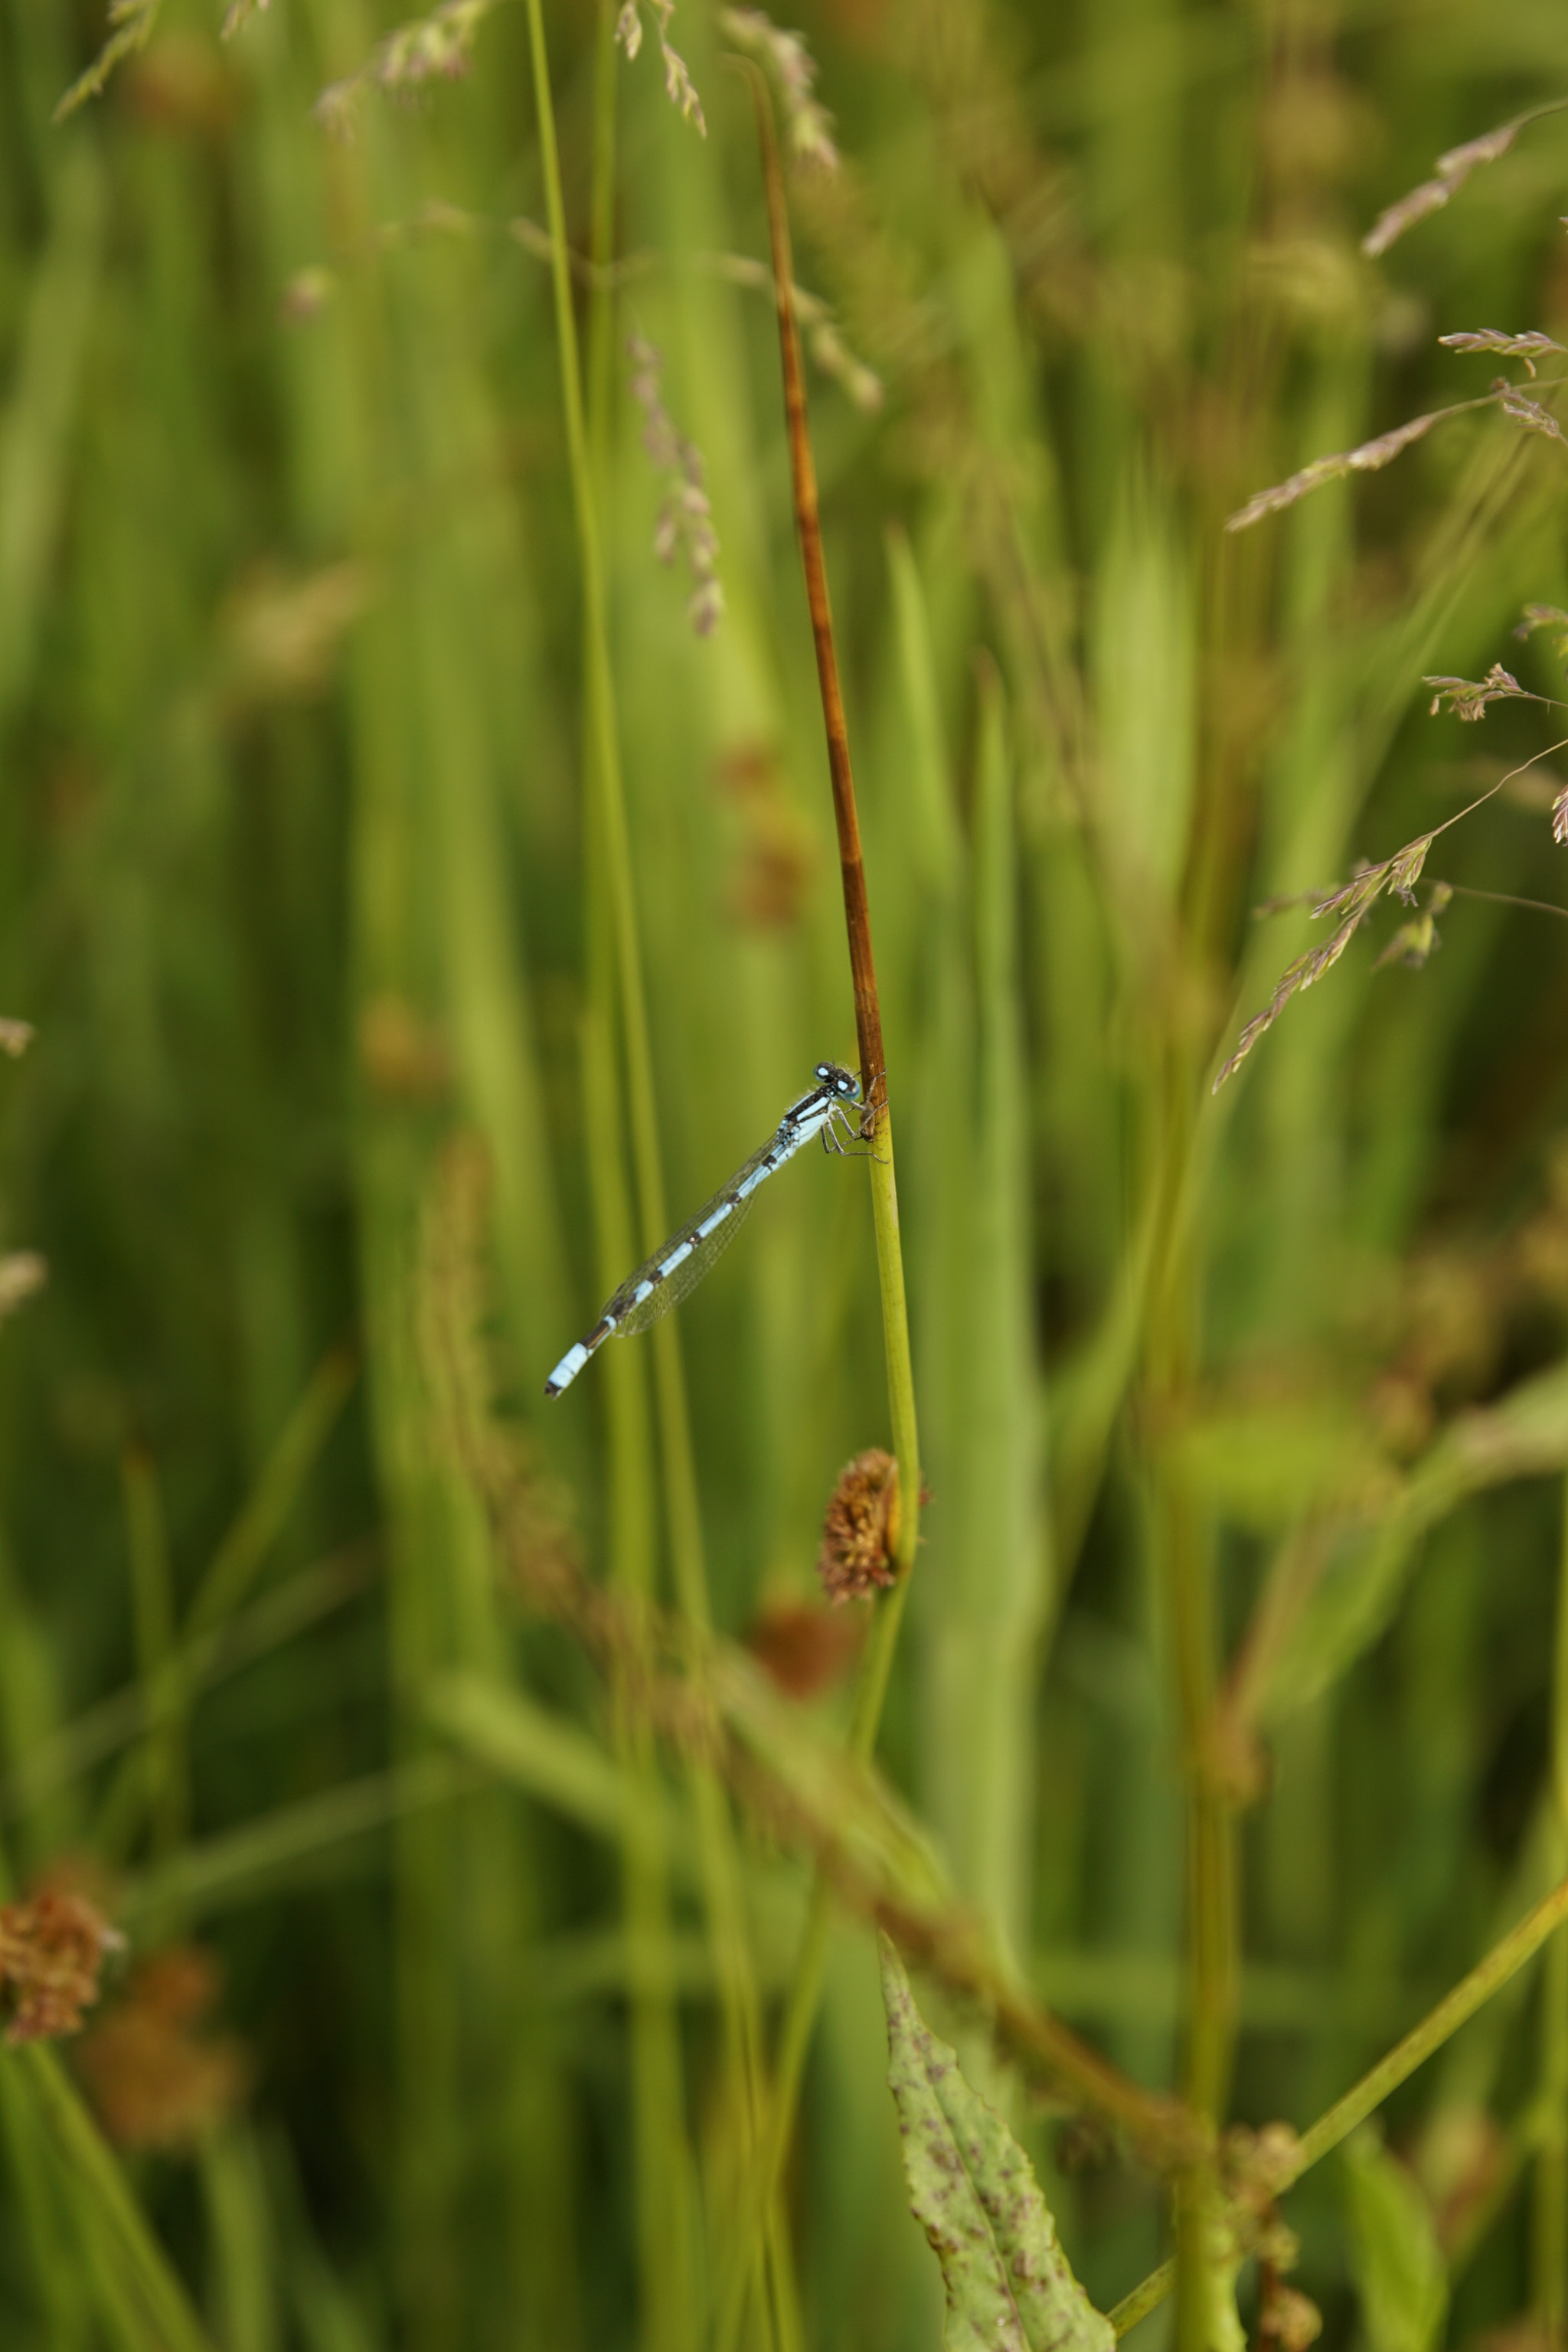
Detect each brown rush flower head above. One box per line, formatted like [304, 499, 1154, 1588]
[746, 1596, 863, 1697]
[75, 1945, 250, 2153]
[0, 1888, 122, 2045]
[817, 1449, 900, 1603]
[627, 336, 724, 636]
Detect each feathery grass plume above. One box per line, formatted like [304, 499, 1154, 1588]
[1361, 103, 1568, 257]
[1515, 603, 1568, 663]
[626, 336, 724, 635]
[816, 1449, 900, 1602]
[0, 1019, 33, 1057]
[313, 0, 500, 138]
[0, 1890, 122, 2044]
[1214, 912, 1370, 1091]
[75, 1946, 250, 2151]
[54, 0, 161, 121]
[1214, 843, 1436, 1090]
[720, 8, 839, 172]
[1226, 413, 1441, 531]
[614, 2, 706, 136]
[1425, 665, 1532, 720]
[1375, 884, 1452, 972]
[0, 1253, 47, 1323]
[1498, 387, 1568, 446]
[1439, 330, 1565, 373]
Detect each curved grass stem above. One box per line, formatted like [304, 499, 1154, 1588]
[525, 6, 779, 2342]
[714, 60, 924, 2352]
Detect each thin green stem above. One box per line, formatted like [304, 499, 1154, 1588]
[578, 18, 693, 2344]
[1533, 1473, 1568, 2338]
[119, 1445, 187, 1868]
[714, 65, 923, 2352]
[18, 2045, 214, 2352]
[1144, 1060, 1234, 2352]
[1111, 1863, 1568, 2335]
[526, 11, 777, 2343]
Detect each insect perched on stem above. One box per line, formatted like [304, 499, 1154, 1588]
[544, 1062, 864, 1396]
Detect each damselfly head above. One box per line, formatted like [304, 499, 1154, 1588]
[815, 1061, 860, 1101]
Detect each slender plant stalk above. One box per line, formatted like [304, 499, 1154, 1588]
[19, 2045, 214, 2352]
[716, 64, 924, 2351]
[119, 1445, 187, 1868]
[578, 15, 697, 2347]
[1144, 1060, 1236, 2352]
[524, 10, 782, 2343]
[744, 61, 920, 1573]
[1534, 1472, 1568, 2336]
[1110, 1860, 1568, 2336]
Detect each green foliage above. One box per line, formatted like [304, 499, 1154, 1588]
[5, 0, 1568, 2347]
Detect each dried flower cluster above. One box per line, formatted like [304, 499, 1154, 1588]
[1257, 2281, 1324, 2352]
[315, 0, 498, 137]
[627, 336, 724, 637]
[75, 1945, 250, 2151]
[0, 1889, 122, 2045]
[817, 1448, 900, 1602]
[720, 7, 838, 172]
[614, 2, 705, 137]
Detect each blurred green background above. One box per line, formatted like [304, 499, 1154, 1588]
[5, 0, 1568, 2346]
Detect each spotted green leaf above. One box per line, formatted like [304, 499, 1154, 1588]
[880, 1936, 1114, 2352]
